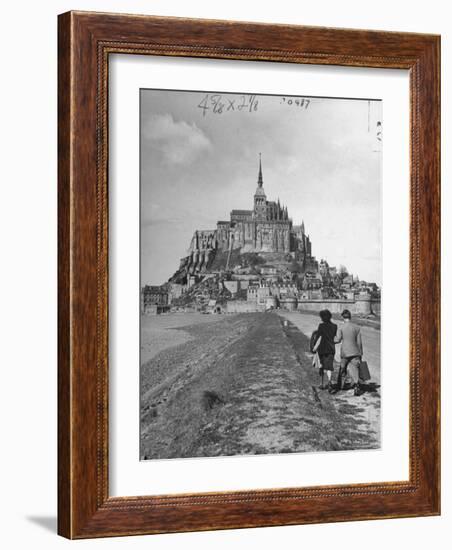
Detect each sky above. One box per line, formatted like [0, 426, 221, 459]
[140, 89, 382, 286]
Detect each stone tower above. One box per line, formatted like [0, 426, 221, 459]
[253, 154, 267, 220]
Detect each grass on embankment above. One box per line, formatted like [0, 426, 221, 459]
[140, 313, 380, 460]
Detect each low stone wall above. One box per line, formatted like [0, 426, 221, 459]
[226, 301, 265, 313]
[226, 297, 381, 315]
[142, 304, 171, 315]
[297, 298, 380, 316]
[297, 300, 355, 315]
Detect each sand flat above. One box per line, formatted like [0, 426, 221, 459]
[140, 312, 229, 364]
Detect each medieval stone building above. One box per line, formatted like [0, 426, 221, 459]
[213, 155, 313, 258]
[175, 156, 317, 278]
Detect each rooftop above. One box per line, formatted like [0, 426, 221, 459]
[231, 209, 253, 216]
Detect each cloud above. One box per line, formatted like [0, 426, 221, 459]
[143, 113, 211, 165]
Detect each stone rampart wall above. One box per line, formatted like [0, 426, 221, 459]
[297, 298, 380, 316]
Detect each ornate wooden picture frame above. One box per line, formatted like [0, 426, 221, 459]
[58, 11, 440, 539]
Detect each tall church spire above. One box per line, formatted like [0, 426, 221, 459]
[257, 153, 263, 187]
[254, 153, 267, 220]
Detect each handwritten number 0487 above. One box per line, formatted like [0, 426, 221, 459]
[281, 97, 310, 109]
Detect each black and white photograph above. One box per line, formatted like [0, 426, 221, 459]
[140, 88, 382, 461]
[1, 0, 445, 546]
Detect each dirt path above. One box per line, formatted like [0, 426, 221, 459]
[141, 312, 380, 460]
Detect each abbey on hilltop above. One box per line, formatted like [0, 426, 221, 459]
[142, 155, 382, 315]
[176, 155, 317, 278]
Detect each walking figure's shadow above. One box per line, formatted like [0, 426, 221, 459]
[360, 382, 380, 394]
[333, 373, 380, 395]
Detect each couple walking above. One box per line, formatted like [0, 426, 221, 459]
[312, 309, 365, 396]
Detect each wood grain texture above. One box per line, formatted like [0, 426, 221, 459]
[57, 10, 72, 539]
[57, 11, 440, 539]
